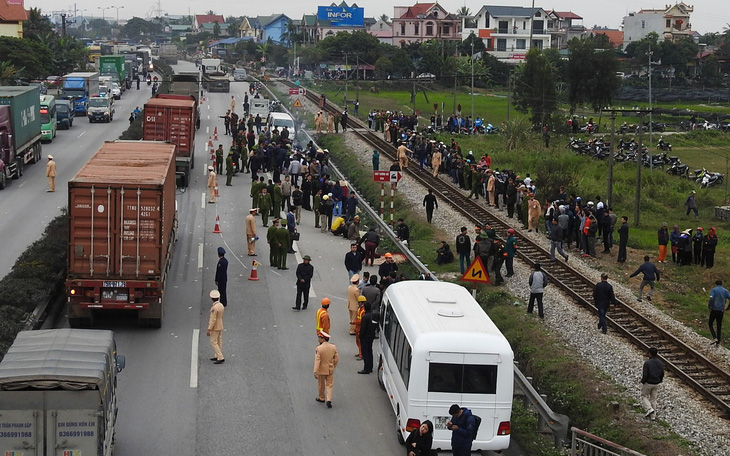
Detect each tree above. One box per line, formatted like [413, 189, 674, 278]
[416, 39, 446, 76]
[379, 14, 389, 23]
[0, 61, 23, 85]
[87, 18, 112, 39]
[50, 36, 88, 74]
[566, 34, 620, 112]
[512, 48, 557, 127]
[213, 22, 221, 38]
[459, 32, 485, 56]
[23, 8, 53, 41]
[121, 17, 161, 39]
[0, 37, 53, 80]
[227, 21, 239, 37]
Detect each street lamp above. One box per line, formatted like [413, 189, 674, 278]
[111, 6, 124, 27]
[97, 6, 111, 22]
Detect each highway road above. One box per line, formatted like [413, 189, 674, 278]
[0, 80, 157, 275]
[36, 61, 408, 456]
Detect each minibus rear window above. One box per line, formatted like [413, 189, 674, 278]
[428, 363, 497, 394]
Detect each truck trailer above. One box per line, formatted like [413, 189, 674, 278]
[66, 141, 178, 328]
[201, 58, 230, 93]
[98, 55, 128, 94]
[0, 329, 125, 456]
[0, 86, 43, 189]
[144, 96, 196, 187]
[61, 72, 100, 115]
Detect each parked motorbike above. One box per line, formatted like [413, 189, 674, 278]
[696, 168, 725, 188]
[666, 160, 689, 178]
[657, 137, 672, 151]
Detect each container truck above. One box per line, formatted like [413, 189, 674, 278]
[98, 55, 127, 93]
[168, 72, 201, 130]
[201, 58, 230, 93]
[0, 329, 125, 456]
[66, 141, 178, 328]
[159, 43, 179, 65]
[0, 86, 43, 189]
[144, 96, 196, 187]
[61, 72, 100, 115]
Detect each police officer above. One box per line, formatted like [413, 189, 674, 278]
[207, 290, 225, 364]
[207, 166, 217, 203]
[215, 247, 228, 306]
[267, 219, 280, 266]
[314, 331, 339, 408]
[316, 298, 331, 336]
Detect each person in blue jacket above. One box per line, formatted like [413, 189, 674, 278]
[446, 404, 475, 456]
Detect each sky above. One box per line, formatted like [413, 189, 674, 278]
[31, 0, 729, 35]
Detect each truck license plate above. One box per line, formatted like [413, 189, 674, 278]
[104, 281, 126, 287]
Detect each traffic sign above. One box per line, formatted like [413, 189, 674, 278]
[459, 256, 491, 284]
[373, 170, 390, 182]
[292, 98, 303, 108]
[390, 171, 402, 183]
[289, 88, 299, 95]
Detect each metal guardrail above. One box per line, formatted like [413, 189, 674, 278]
[569, 427, 646, 456]
[258, 77, 570, 447]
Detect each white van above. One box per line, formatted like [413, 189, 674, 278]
[267, 112, 296, 134]
[250, 98, 269, 118]
[233, 68, 247, 81]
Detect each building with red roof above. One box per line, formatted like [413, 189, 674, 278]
[0, 0, 28, 38]
[392, 2, 461, 45]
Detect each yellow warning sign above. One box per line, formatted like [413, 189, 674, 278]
[459, 256, 491, 284]
[292, 98, 303, 108]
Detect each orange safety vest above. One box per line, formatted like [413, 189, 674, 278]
[355, 306, 365, 328]
[316, 308, 330, 334]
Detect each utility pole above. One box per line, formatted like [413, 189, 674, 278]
[60, 13, 67, 37]
[470, 35, 475, 122]
[356, 54, 359, 102]
[528, 0, 536, 51]
[608, 112, 615, 208]
[635, 112, 644, 226]
[344, 53, 348, 107]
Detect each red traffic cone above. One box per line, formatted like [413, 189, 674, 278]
[214, 126, 218, 141]
[249, 260, 259, 281]
[213, 215, 222, 233]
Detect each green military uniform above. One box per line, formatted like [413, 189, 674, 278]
[313, 194, 322, 228]
[334, 113, 340, 133]
[247, 116, 254, 132]
[250, 180, 263, 209]
[225, 153, 234, 186]
[258, 191, 272, 226]
[468, 168, 480, 199]
[272, 184, 283, 219]
[267, 221, 280, 266]
[274, 222, 291, 269]
[462, 165, 471, 190]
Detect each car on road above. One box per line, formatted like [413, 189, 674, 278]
[44, 75, 62, 88]
[111, 82, 121, 100]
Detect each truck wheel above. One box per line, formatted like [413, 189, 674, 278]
[396, 426, 405, 445]
[15, 159, 23, 178]
[68, 317, 82, 328]
[34, 145, 42, 163]
[0, 170, 6, 190]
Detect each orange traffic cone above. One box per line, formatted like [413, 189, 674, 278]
[214, 126, 218, 141]
[213, 215, 222, 233]
[249, 260, 259, 281]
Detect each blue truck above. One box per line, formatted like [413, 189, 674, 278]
[61, 72, 100, 115]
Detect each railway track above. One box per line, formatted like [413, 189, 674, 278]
[279, 80, 730, 418]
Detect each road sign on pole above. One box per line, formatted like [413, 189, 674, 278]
[292, 98, 303, 108]
[460, 257, 491, 284]
[373, 170, 390, 182]
[289, 88, 299, 95]
[390, 171, 402, 183]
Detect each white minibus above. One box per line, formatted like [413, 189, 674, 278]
[377, 281, 513, 451]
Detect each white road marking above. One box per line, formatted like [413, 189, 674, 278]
[77, 131, 86, 138]
[197, 243, 204, 270]
[190, 329, 199, 388]
[201, 192, 206, 208]
[222, 239, 249, 270]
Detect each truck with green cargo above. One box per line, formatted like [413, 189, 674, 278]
[0, 86, 43, 189]
[0, 329, 125, 456]
[98, 55, 128, 93]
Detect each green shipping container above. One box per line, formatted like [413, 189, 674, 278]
[99, 55, 127, 80]
[0, 86, 42, 152]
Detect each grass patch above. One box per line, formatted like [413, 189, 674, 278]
[0, 211, 68, 359]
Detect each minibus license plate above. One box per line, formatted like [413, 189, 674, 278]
[434, 416, 450, 429]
